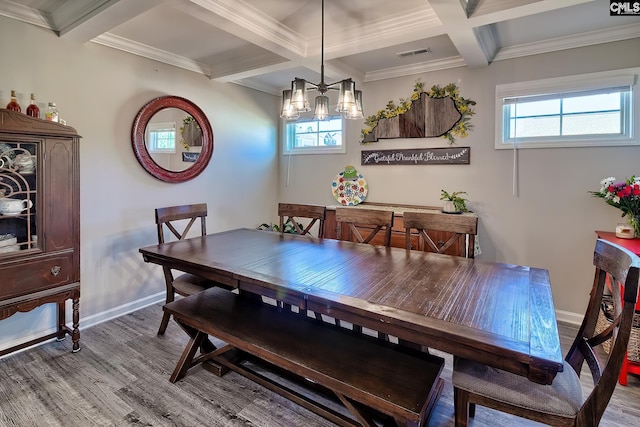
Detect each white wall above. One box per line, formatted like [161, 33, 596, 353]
[278, 38, 640, 320]
[0, 17, 279, 353]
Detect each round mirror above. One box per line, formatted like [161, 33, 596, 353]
[132, 96, 213, 183]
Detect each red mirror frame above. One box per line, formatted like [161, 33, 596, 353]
[132, 96, 213, 183]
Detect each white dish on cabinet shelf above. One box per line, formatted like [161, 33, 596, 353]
[0, 236, 17, 247]
[0, 244, 20, 253]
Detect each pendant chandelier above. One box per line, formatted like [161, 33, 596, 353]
[280, 0, 363, 121]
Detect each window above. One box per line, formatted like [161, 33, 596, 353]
[495, 68, 638, 149]
[147, 122, 176, 153]
[283, 116, 345, 154]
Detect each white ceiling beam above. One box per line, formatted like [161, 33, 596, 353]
[467, 0, 595, 26]
[57, 0, 161, 43]
[171, 0, 308, 60]
[212, 60, 307, 83]
[320, 6, 443, 59]
[210, 54, 297, 81]
[429, 0, 494, 67]
[179, 1, 446, 83]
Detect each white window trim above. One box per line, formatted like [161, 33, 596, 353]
[495, 68, 639, 149]
[282, 117, 346, 155]
[147, 121, 177, 153]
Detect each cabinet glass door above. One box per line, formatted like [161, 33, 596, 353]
[0, 141, 38, 255]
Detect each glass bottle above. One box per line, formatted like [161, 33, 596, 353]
[45, 102, 59, 122]
[6, 90, 21, 112]
[26, 93, 40, 118]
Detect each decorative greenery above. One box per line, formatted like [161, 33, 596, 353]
[257, 218, 302, 234]
[179, 116, 197, 151]
[360, 80, 476, 145]
[591, 176, 640, 236]
[440, 189, 469, 212]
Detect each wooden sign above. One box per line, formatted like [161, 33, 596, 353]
[361, 147, 470, 165]
[182, 151, 200, 162]
[362, 94, 462, 143]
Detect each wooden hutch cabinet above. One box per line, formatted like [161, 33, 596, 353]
[0, 108, 80, 357]
[324, 202, 478, 257]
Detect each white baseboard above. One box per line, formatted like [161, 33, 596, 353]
[80, 291, 165, 329]
[555, 309, 583, 327]
[0, 292, 165, 359]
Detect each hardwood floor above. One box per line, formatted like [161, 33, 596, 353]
[1, 303, 639, 426]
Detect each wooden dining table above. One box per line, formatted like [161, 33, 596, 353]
[139, 228, 563, 386]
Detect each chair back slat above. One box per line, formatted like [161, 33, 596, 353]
[578, 337, 603, 383]
[335, 207, 394, 247]
[155, 203, 208, 244]
[278, 203, 326, 238]
[404, 211, 478, 258]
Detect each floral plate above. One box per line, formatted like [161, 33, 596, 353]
[331, 166, 368, 206]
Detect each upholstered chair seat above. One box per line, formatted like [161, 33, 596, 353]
[453, 359, 583, 418]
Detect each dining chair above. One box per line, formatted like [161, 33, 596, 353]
[276, 203, 328, 320]
[335, 207, 394, 247]
[452, 238, 640, 427]
[278, 202, 326, 238]
[155, 203, 230, 336]
[403, 210, 478, 258]
[334, 207, 394, 338]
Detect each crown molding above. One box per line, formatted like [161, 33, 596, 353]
[91, 33, 211, 77]
[365, 56, 467, 82]
[495, 23, 640, 62]
[0, 0, 52, 29]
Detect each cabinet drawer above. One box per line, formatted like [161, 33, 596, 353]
[0, 253, 73, 300]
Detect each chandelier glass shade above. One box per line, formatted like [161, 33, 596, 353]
[280, 89, 299, 120]
[345, 90, 364, 119]
[280, 0, 363, 121]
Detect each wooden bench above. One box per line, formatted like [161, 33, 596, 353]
[164, 287, 445, 427]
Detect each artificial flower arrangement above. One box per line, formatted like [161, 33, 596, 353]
[591, 176, 640, 237]
[360, 80, 476, 145]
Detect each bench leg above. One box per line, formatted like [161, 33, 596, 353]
[170, 330, 206, 383]
[336, 393, 377, 427]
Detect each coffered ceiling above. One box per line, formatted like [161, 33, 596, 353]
[1, 0, 638, 94]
